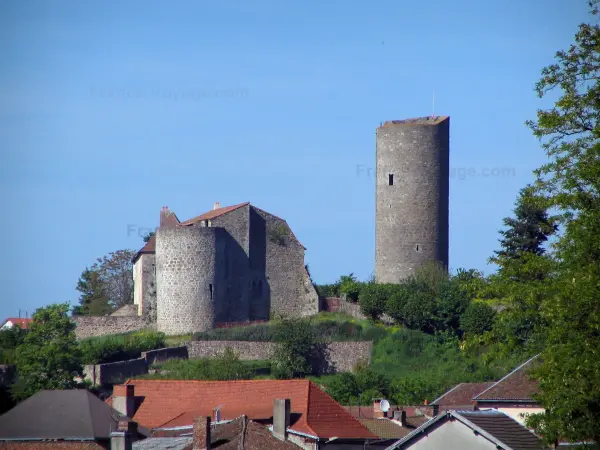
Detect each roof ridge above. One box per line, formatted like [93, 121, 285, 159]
[303, 381, 319, 437]
[473, 354, 540, 400]
[430, 383, 464, 405]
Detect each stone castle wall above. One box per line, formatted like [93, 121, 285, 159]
[252, 207, 319, 318]
[73, 316, 149, 339]
[375, 117, 450, 283]
[186, 340, 372, 373]
[156, 226, 227, 335]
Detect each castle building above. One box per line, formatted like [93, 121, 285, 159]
[132, 202, 319, 335]
[375, 116, 450, 283]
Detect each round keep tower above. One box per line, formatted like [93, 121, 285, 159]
[375, 116, 450, 283]
[155, 226, 226, 335]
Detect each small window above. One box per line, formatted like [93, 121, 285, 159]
[415, 245, 420, 252]
[388, 174, 394, 186]
[209, 284, 213, 300]
[152, 264, 156, 275]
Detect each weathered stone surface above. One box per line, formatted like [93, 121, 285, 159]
[73, 316, 149, 339]
[84, 358, 148, 386]
[185, 340, 372, 373]
[375, 116, 450, 283]
[141, 346, 188, 366]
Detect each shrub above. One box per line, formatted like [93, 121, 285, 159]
[79, 330, 166, 364]
[460, 302, 497, 336]
[338, 274, 361, 302]
[435, 279, 471, 333]
[359, 284, 399, 320]
[270, 318, 323, 379]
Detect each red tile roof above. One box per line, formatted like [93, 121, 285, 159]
[474, 355, 540, 402]
[2, 318, 32, 329]
[431, 382, 494, 408]
[107, 379, 376, 440]
[179, 202, 250, 226]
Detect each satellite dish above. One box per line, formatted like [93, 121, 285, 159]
[380, 399, 390, 413]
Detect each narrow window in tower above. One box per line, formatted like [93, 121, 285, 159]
[209, 284, 213, 300]
[389, 174, 394, 186]
[152, 264, 156, 276]
[415, 245, 420, 252]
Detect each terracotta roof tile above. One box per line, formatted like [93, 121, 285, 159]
[431, 382, 494, 408]
[107, 380, 376, 440]
[358, 417, 428, 439]
[179, 202, 250, 225]
[2, 318, 32, 329]
[474, 355, 541, 402]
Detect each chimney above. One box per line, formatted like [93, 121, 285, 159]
[110, 419, 137, 450]
[373, 399, 384, 419]
[160, 206, 171, 226]
[273, 398, 291, 441]
[193, 416, 211, 450]
[393, 410, 407, 426]
[213, 202, 220, 210]
[112, 385, 135, 418]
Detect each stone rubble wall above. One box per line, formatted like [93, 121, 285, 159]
[84, 358, 148, 386]
[72, 316, 150, 339]
[186, 340, 372, 373]
[141, 346, 188, 366]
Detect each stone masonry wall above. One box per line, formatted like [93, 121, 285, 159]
[185, 340, 372, 373]
[73, 316, 149, 339]
[156, 226, 227, 335]
[375, 117, 450, 283]
[84, 357, 148, 386]
[141, 346, 188, 366]
[252, 207, 319, 318]
[210, 205, 253, 322]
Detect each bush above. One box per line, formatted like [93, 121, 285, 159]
[460, 302, 497, 336]
[435, 279, 471, 333]
[271, 318, 323, 379]
[79, 330, 166, 364]
[360, 283, 400, 320]
[338, 274, 361, 302]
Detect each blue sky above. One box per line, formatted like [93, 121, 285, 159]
[0, 0, 589, 319]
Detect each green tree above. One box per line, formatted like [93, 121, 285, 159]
[270, 318, 322, 379]
[0, 326, 27, 364]
[12, 303, 83, 401]
[338, 274, 361, 302]
[492, 186, 558, 263]
[434, 279, 471, 334]
[522, 1, 600, 443]
[142, 231, 155, 243]
[460, 302, 496, 336]
[359, 283, 398, 320]
[72, 268, 113, 316]
[91, 250, 136, 309]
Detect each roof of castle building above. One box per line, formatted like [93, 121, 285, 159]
[107, 379, 377, 440]
[379, 116, 449, 127]
[134, 202, 305, 261]
[474, 355, 540, 403]
[179, 202, 250, 225]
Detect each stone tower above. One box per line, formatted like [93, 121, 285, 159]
[155, 226, 228, 335]
[375, 116, 450, 283]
